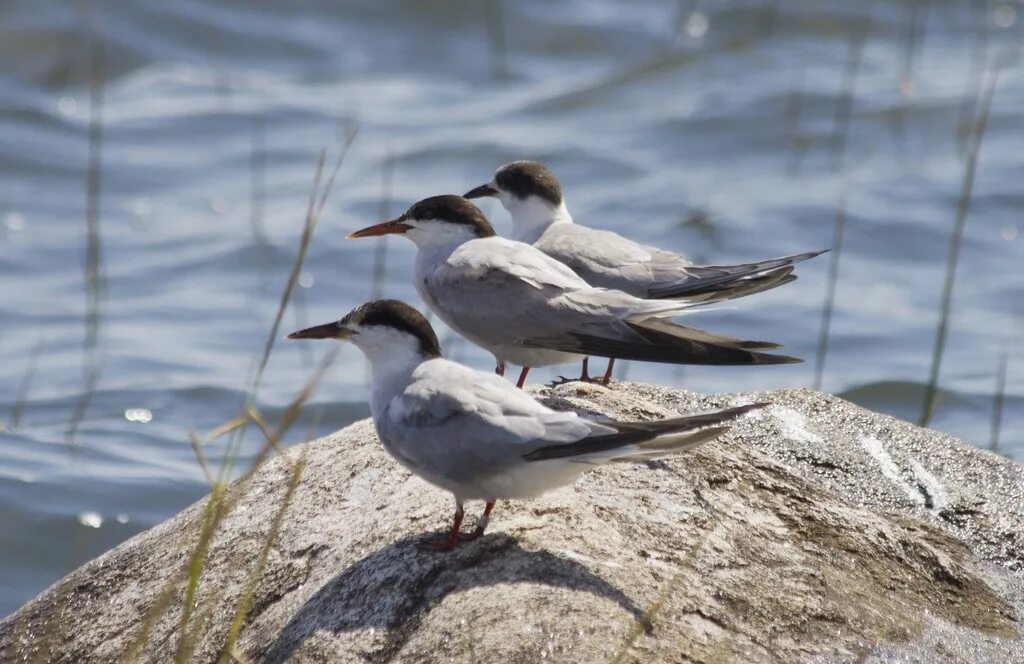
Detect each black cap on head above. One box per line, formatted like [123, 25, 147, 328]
[401, 195, 496, 238]
[494, 160, 562, 206]
[343, 300, 442, 358]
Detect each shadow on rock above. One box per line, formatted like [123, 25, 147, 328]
[264, 532, 646, 663]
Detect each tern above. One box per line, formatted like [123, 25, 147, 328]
[288, 299, 767, 551]
[465, 160, 825, 382]
[347, 195, 799, 388]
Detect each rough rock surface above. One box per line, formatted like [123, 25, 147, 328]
[2, 384, 1023, 663]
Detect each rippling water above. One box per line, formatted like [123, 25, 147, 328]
[1, 0, 1022, 616]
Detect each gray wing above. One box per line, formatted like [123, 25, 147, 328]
[536, 225, 825, 302]
[644, 251, 827, 300]
[424, 238, 800, 366]
[378, 360, 600, 483]
[535, 225, 690, 297]
[422, 237, 666, 348]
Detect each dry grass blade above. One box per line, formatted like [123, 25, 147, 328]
[123, 480, 236, 662]
[174, 598, 216, 664]
[203, 415, 248, 444]
[120, 554, 193, 663]
[124, 129, 351, 663]
[167, 348, 336, 658]
[243, 346, 338, 480]
[248, 129, 356, 397]
[919, 66, 1001, 427]
[174, 483, 229, 661]
[246, 405, 294, 467]
[251, 151, 325, 394]
[217, 451, 308, 662]
[189, 431, 216, 487]
[245, 405, 275, 444]
[813, 193, 847, 391]
[316, 118, 359, 217]
[222, 135, 353, 491]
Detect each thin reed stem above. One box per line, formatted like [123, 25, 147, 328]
[760, 0, 781, 38]
[249, 116, 267, 243]
[11, 337, 45, 429]
[831, 6, 872, 171]
[785, 61, 806, 175]
[989, 345, 1008, 451]
[958, 0, 990, 158]
[371, 155, 395, 301]
[217, 452, 307, 661]
[69, 24, 106, 444]
[483, 0, 508, 79]
[814, 194, 846, 391]
[892, 0, 928, 154]
[919, 67, 1001, 427]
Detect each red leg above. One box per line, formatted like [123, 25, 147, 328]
[600, 358, 616, 385]
[459, 500, 496, 541]
[515, 366, 530, 389]
[495, 361, 505, 377]
[420, 501, 464, 552]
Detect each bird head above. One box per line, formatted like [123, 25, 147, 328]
[347, 195, 495, 249]
[287, 299, 441, 362]
[465, 160, 567, 236]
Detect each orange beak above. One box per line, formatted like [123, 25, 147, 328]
[346, 218, 410, 239]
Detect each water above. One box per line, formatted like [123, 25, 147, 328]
[0, 0, 1021, 617]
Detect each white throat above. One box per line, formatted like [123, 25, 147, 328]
[404, 221, 481, 252]
[353, 329, 428, 418]
[506, 197, 573, 244]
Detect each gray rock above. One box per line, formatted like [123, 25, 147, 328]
[2, 385, 1022, 663]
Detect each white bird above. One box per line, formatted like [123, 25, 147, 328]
[288, 299, 766, 551]
[347, 195, 799, 389]
[465, 160, 825, 382]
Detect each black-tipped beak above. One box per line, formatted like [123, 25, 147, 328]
[347, 218, 410, 239]
[464, 183, 498, 199]
[287, 321, 351, 340]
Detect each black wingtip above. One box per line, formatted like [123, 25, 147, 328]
[739, 340, 783, 350]
[523, 328, 803, 367]
[523, 401, 769, 462]
[756, 353, 803, 365]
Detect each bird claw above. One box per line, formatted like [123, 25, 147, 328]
[418, 536, 459, 552]
[457, 528, 485, 542]
[548, 374, 610, 388]
[418, 528, 485, 550]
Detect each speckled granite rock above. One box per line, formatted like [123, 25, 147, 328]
[2, 385, 1022, 663]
